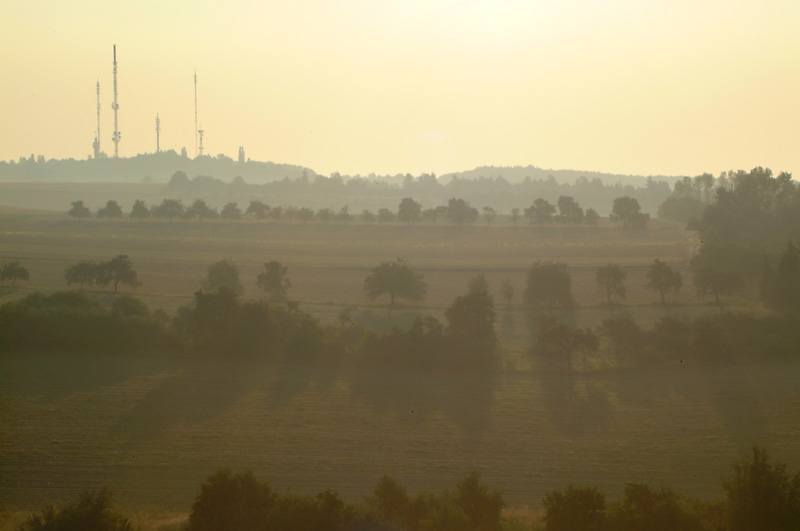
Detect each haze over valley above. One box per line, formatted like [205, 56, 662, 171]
[2, 1, 800, 530]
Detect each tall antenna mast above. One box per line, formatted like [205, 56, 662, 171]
[198, 127, 205, 156]
[194, 70, 198, 157]
[156, 114, 161, 153]
[111, 44, 121, 158]
[93, 81, 101, 158]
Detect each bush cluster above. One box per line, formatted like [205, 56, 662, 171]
[19, 447, 800, 531]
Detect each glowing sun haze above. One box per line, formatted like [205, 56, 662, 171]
[2, 0, 798, 178]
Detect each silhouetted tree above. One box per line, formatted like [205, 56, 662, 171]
[611, 196, 648, 228]
[606, 483, 704, 531]
[584, 208, 600, 225]
[483, 206, 496, 225]
[510, 207, 521, 227]
[257, 261, 290, 302]
[377, 208, 395, 224]
[524, 261, 573, 309]
[596, 264, 627, 304]
[19, 488, 132, 531]
[97, 200, 123, 220]
[446, 279, 497, 348]
[96, 255, 140, 293]
[360, 209, 376, 223]
[692, 261, 742, 306]
[364, 476, 415, 529]
[454, 471, 504, 531]
[646, 259, 682, 307]
[291, 207, 311, 223]
[531, 315, 598, 369]
[335, 206, 353, 223]
[398, 197, 422, 223]
[657, 195, 706, 223]
[364, 258, 426, 306]
[422, 206, 447, 224]
[556, 195, 584, 226]
[220, 202, 242, 221]
[205, 259, 243, 295]
[689, 167, 798, 246]
[130, 199, 150, 221]
[65, 261, 99, 289]
[525, 198, 556, 225]
[315, 207, 334, 223]
[167, 170, 189, 188]
[447, 197, 479, 224]
[246, 200, 270, 220]
[499, 278, 514, 307]
[186, 199, 217, 221]
[68, 200, 91, 218]
[152, 199, 185, 221]
[762, 242, 800, 312]
[0, 260, 29, 286]
[543, 485, 606, 531]
[111, 294, 149, 317]
[723, 446, 800, 531]
[186, 469, 277, 531]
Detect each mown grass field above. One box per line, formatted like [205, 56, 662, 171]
[0, 206, 705, 320]
[3, 353, 800, 515]
[3, 204, 795, 521]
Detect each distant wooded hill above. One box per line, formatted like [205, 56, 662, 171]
[1, 152, 680, 188]
[0, 150, 314, 184]
[442, 165, 681, 187]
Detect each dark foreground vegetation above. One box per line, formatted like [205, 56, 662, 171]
[16, 447, 800, 531]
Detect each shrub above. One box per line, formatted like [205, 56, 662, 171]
[19, 488, 132, 531]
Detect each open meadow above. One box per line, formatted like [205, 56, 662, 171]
[3, 203, 797, 522]
[3, 353, 800, 514]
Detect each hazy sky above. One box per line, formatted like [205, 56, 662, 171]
[2, 0, 798, 177]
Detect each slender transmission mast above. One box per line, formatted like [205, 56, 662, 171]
[156, 114, 161, 153]
[93, 81, 101, 158]
[194, 70, 198, 157]
[111, 44, 121, 158]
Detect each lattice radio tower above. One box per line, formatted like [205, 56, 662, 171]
[194, 70, 199, 157]
[111, 45, 121, 157]
[93, 81, 101, 158]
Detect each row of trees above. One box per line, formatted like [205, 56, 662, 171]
[17, 253, 685, 308]
[68, 195, 649, 228]
[201, 259, 291, 302]
[657, 168, 800, 310]
[64, 256, 140, 293]
[359, 258, 679, 309]
[17, 446, 800, 531]
[524, 260, 681, 309]
[532, 309, 800, 370]
[12, 247, 755, 310]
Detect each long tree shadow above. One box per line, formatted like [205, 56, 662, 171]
[349, 364, 498, 439]
[535, 370, 613, 437]
[108, 358, 267, 445]
[1, 353, 167, 404]
[702, 364, 765, 445]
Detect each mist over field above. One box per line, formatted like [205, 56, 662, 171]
[3, 0, 800, 527]
[2, 162, 800, 530]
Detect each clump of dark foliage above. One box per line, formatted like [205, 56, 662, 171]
[18, 446, 800, 531]
[18, 488, 133, 531]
